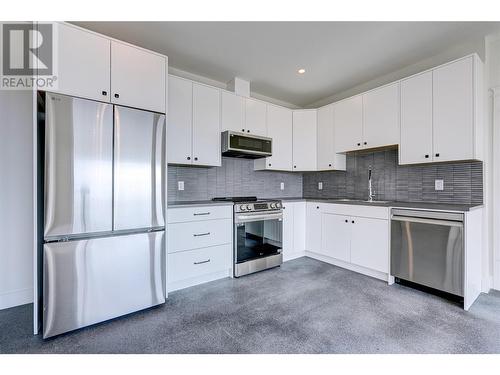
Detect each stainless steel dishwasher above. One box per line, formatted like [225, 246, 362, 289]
[391, 209, 464, 296]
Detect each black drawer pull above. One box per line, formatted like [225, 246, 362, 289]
[194, 259, 211, 265]
[193, 232, 210, 237]
[114, 93, 120, 98]
[435, 153, 440, 157]
[425, 154, 429, 158]
[102, 90, 107, 96]
[193, 212, 210, 216]
[345, 219, 348, 223]
[351, 220, 355, 224]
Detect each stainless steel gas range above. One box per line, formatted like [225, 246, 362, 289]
[212, 197, 283, 277]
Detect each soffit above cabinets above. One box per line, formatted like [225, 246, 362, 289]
[72, 21, 500, 107]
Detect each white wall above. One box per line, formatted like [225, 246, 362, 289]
[0, 90, 34, 309]
[486, 33, 500, 290]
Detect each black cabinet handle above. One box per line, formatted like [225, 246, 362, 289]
[268, 163, 272, 167]
[241, 129, 245, 132]
[328, 163, 332, 167]
[357, 142, 361, 146]
[364, 142, 367, 145]
[102, 90, 107, 96]
[187, 156, 191, 160]
[114, 93, 119, 98]
[435, 153, 440, 157]
[194, 157, 198, 161]
[345, 219, 348, 223]
[351, 220, 355, 224]
[316, 206, 319, 209]
[294, 165, 297, 168]
[247, 130, 250, 133]
[425, 154, 429, 158]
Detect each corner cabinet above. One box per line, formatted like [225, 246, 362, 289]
[254, 104, 293, 171]
[334, 83, 400, 153]
[317, 104, 346, 171]
[167, 75, 221, 167]
[400, 55, 483, 164]
[292, 110, 317, 171]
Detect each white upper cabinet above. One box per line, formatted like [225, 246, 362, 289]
[53, 23, 111, 101]
[245, 98, 267, 136]
[362, 82, 400, 149]
[334, 95, 363, 153]
[111, 41, 166, 113]
[292, 110, 317, 171]
[167, 76, 193, 164]
[317, 104, 346, 171]
[167, 76, 221, 167]
[400, 72, 433, 164]
[432, 56, 474, 162]
[254, 104, 293, 171]
[400, 55, 482, 165]
[192, 83, 221, 167]
[221, 91, 245, 133]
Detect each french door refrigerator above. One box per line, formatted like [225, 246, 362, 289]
[41, 92, 166, 338]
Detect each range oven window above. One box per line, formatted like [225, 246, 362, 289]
[230, 134, 272, 153]
[235, 218, 282, 263]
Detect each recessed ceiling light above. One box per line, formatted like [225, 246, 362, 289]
[298, 68, 305, 74]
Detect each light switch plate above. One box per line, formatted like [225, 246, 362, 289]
[318, 182, 323, 190]
[280, 182, 285, 190]
[435, 179, 444, 191]
[178, 181, 184, 191]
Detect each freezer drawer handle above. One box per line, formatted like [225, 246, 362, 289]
[194, 259, 211, 265]
[193, 212, 210, 216]
[193, 232, 211, 237]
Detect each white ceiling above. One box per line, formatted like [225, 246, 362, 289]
[74, 22, 500, 107]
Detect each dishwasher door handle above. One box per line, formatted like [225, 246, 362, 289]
[391, 215, 463, 227]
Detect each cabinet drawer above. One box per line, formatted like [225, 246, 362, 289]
[168, 244, 232, 284]
[168, 218, 232, 253]
[321, 203, 389, 220]
[167, 205, 232, 223]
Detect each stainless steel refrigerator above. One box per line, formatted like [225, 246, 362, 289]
[41, 92, 166, 338]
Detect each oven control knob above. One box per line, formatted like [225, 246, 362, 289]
[240, 205, 246, 211]
[246, 204, 252, 210]
[276, 202, 281, 209]
[270, 203, 276, 208]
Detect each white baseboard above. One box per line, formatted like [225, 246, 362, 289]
[304, 251, 390, 283]
[0, 287, 33, 310]
[283, 251, 306, 262]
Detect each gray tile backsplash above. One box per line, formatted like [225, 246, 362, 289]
[303, 149, 483, 205]
[168, 157, 303, 202]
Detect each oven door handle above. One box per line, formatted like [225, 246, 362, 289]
[235, 212, 283, 223]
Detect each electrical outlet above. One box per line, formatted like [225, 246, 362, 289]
[178, 181, 184, 191]
[280, 182, 285, 191]
[318, 182, 323, 190]
[435, 179, 444, 191]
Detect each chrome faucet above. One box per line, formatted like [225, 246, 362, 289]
[368, 166, 375, 202]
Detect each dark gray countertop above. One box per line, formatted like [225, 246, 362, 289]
[277, 197, 483, 212]
[168, 197, 483, 212]
[167, 200, 234, 208]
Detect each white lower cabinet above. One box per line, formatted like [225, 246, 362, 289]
[306, 203, 390, 280]
[282, 201, 306, 261]
[350, 217, 389, 273]
[321, 214, 351, 262]
[167, 205, 233, 292]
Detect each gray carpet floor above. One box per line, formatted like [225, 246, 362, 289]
[1, 256, 500, 354]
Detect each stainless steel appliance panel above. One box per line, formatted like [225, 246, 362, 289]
[43, 231, 165, 338]
[44, 93, 113, 238]
[113, 106, 166, 230]
[391, 210, 464, 296]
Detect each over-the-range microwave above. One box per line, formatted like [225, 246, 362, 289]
[221, 130, 272, 159]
